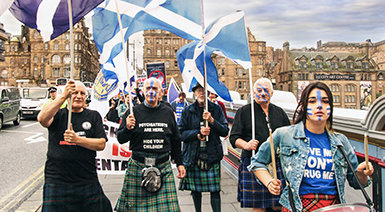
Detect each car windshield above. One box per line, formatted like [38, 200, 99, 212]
[22, 88, 48, 99]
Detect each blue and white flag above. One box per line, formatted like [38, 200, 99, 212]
[167, 77, 179, 103]
[9, 0, 104, 41]
[90, 0, 201, 110]
[0, 0, 14, 16]
[177, 11, 251, 102]
[93, 0, 201, 69]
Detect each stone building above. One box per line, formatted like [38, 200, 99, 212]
[0, 19, 100, 87]
[143, 28, 267, 101]
[277, 40, 384, 110]
[0, 23, 7, 63]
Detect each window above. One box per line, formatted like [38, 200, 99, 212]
[65, 44, 70, 50]
[173, 39, 179, 45]
[33, 55, 38, 63]
[258, 69, 262, 76]
[165, 49, 170, 56]
[63, 55, 71, 64]
[347, 62, 353, 69]
[52, 55, 61, 64]
[33, 68, 38, 78]
[54, 43, 59, 50]
[165, 39, 170, 45]
[44, 43, 49, 50]
[65, 33, 69, 40]
[221, 69, 225, 76]
[34, 44, 38, 50]
[241, 94, 244, 100]
[165, 61, 170, 68]
[147, 49, 151, 54]
[259, 58, 262, 65]
[333, 95, 340, 103]
[156, 49, 161, 56]
[331, 84, 340, 92]
[1, 70, 7, 78]
[332, 62, 338, 70]
[156, 39, 162, 44]
[34, 31, 38, 39]
[64, 67, 70, 77]
[362, 62, 369, 70]
[53, 68, 60, 77]
[174, 61, 178, 68]
[316, 62, 322, 69]
[238, 81, 242, 89]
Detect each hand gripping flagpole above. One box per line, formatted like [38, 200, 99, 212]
[248, 68, 255, 155]
[200, 0, 209, 142]
[114, 0, 133, 115]
[266, 116, 277, 179]
[66, 0, 74, 130]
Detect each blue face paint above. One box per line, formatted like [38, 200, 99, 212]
[146, 80, 156, 102]
[307, 107, 313, 116]
[327, 106, 331, 116]
[256, 84, 270, 102]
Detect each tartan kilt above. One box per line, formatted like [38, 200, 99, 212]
[179, 162, 221, 192]
[115, 158, 180, 212]
[42, 182, 112, 212]
[238, 157, 285, 208]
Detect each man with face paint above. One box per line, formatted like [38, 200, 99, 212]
[178, 83, 229, 212]
[230, 78, 290, 211]
[248, 82, 374, 211]
[115, 78, 186, 211]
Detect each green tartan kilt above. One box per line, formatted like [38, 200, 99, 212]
[115, 158, 180, 212]
[179, 162, 221, 192]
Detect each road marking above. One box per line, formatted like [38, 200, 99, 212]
[25, 133, 47, 144]
[1, 130, 42, 134]
[0, 166, 44, 211]
[21, 122, 40, 128]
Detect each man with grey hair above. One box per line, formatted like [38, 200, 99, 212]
[230, 78, 290, 211]
[38, 80, 112, 211]
[116, 77, 185, 211]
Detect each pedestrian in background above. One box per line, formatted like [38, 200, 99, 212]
[37, 80, 112, 212]
[116, 78, 185, 211]
[249, 82, 374, 211]
[230, 78, 290, 211]
[178, 83, 229, 212]
[171, 92, 189, 124]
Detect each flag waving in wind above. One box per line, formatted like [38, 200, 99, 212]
[90, 0, 201, 109]
[177, 11, 251, 102]
[9, 0, 104, 41]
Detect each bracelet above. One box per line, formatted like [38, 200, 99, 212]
[266, 179, 274, 188]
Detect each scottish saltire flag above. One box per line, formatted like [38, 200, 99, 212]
[177, 11, 251, 102]
[0, 0, 14, 16]
[92, 0, 201, 85]
[9, 0, 104, 41]
[167, 77, 180, 103]
[91, 0, 201, 111]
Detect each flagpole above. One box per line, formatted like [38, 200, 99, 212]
[200, 0, 209, 142]
[248, 68, 255, 155]
[66, 0, 74, 130]
[114, 0, 133, 115]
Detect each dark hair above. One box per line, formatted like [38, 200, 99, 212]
[293, 82, 334, 129]
[178, 92, 186, 98]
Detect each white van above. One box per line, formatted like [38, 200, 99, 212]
[20, 87, 49, 118]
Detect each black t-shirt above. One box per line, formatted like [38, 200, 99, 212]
[229, 102, 290, 158]
[117, 103, 183, 165]
[45, 108, 107, 185]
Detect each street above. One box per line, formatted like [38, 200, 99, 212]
[0, 119, 47, 207]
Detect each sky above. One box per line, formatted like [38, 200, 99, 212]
[1, 0, 385, 50]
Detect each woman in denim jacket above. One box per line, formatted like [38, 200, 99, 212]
[248, 82, 374, 211]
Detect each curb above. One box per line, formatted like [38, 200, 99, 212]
[0, 166, 44, 212]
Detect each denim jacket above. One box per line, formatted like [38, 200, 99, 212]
[248, 121, 370, 211]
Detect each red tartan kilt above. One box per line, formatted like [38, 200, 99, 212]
[282, 193, 338, 212]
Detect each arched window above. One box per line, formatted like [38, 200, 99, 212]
[52, 55, 61, 64]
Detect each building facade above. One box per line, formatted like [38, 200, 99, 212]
[277, 40, 384, 110]
[0, 23, 7, 62]
[143, 29, 268, 101]
[0, 19, 100, 87]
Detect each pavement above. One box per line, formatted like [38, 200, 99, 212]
[12, 163, 249, 212]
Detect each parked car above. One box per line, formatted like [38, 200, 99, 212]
[20, 87, 49, 119]
[0, 86, 21, 130]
